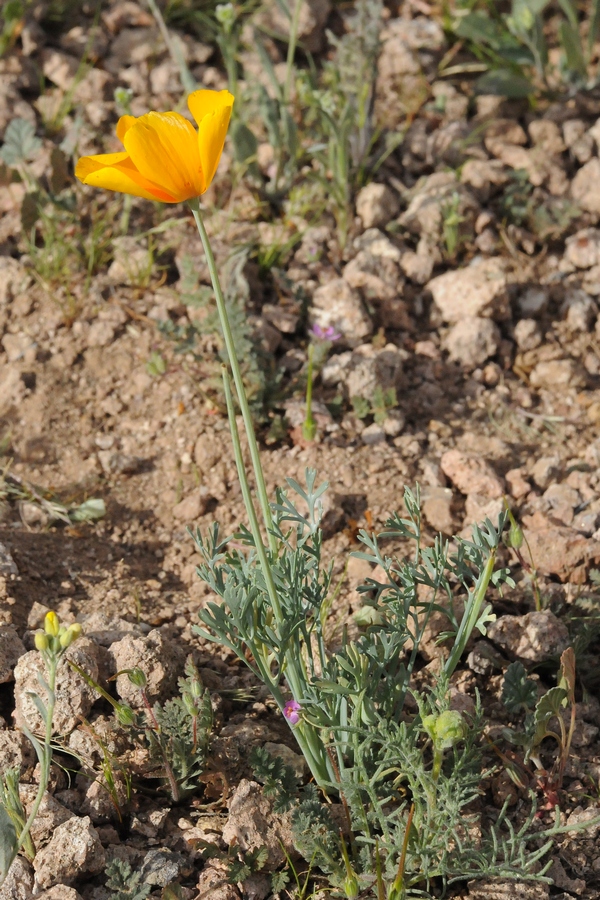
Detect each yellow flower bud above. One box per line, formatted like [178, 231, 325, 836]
[59, 622, 82, 648]
[44, 611, 60, 637]
[34, 632, 49, 652]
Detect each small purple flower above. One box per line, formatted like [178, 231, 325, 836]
[310, 323, 341, 342]
[283, 699, 301, 725]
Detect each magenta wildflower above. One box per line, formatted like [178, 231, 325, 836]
[283, 699, 301, 725]
[310, 323, 341, 342]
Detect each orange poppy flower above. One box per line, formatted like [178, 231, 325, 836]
[75, 89, 234, 203]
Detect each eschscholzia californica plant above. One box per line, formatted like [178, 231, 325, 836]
[74, 89, 326, 784]
[75, 89, 233, 203]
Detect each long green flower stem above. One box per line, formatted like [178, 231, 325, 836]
[14, 661, 56, 862]
[442, 551, 496, 679]
[189, 200, 275, 554]
[193, 202, 331, 786]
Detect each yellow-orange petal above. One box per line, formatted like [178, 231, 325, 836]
[123, 111, 205, 201]
[188, 89, 234, 129]
[75, 152, 177, 202]
[116, 115, 137, 144]
[198, 101, 233, 191]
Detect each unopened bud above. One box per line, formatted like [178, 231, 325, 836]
[44, 611, 60, 637]
[433, 710, 466, 749]
[116, 705, 135, 726]
[343, 874, 359, 900]
[60, 623, 82, 648]
[127, 668, 147, 688]
[35, 632, 49, 652]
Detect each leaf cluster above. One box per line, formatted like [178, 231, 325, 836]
[249, 746, 299, 813]
[104, 858, 151, 900]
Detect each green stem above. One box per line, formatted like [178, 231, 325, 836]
[190, 200, 275, 553]
[221, 366, 283, 624]
[145, 0, 197, 95]
[302, 343, 317, 441]
[222, 366, 329, 784]
[15, 657, 56, 858]
[442, 551, 496, 679]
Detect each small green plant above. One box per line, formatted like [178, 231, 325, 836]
[73, 657, 212, 803]
[0, 0, 27, 57]
[351, 386, 397, 424]
[0, 467, 105, 526]
[0, 613, 82, 886]
[441, 191, 467, 259]
[250, 746, 299, 812]
[498, 648, 577, 806]
[104, 858, 151, 900]
[450, 0, 600, 96]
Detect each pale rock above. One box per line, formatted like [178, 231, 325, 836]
[566, 805, 600, 839]
[542, 483, 580, 526]
[109, 629, 186, 708]
[571, 158, 600, 215]
[444, 317, 500, 368]
[19, 786, 74, 847]
[517, 287, 549, 317]
[41, 49, 79, 90]
[466, 640, 506, 675]
[484, 119, 528, 156]
[37, 888, 83, 900]
[513, 318, 542, 351]
[324, 343, 403, 401]
[375, 29, 422, 128]
[343, 250, 403, 303]
[383, 15, 445, 51]
[460, 159, 508, 194]
[0, 626, 26, 682]
[563, 117, 591, 150]
[440, 450, 504, 498]
[529, 358, 577, 389]
[14, 638, 101, 735]
[528, 119, 565, 155]
[33, 815, 105, 888]
[0, 730, 35, 774]
[562, 288, 597, 332]
[427, 257, 509, 323]
[399, 238, 438, 284]
[2, 333, 35, 363]
[311, 279, 372, 345]
[531, 455, 561, 490]
[195, 861, 239, 900]
[86, 320, 116, 348]
[464, 494, 504, 525]
[487, 611, 569, 662]
[421, 486, 456, 535]
[565, 228, 600, 269]
[221, 779, 296, 869]
[352, 228, 402, 261]
[572, 509, 600, 536]
[356, 182, 399, 229]
[505, 468, 531, 499]
[382, 410, 405, 436]
[361, 422, 386, 445]
[0, 856, 34, 900]
[262, 303, 298, 334]
[194, 432, 221, 471]
[172, 487, 211, 521]
[524, 521, 600, 580]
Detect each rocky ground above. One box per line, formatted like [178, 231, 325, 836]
[2, 0, 600, 898]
